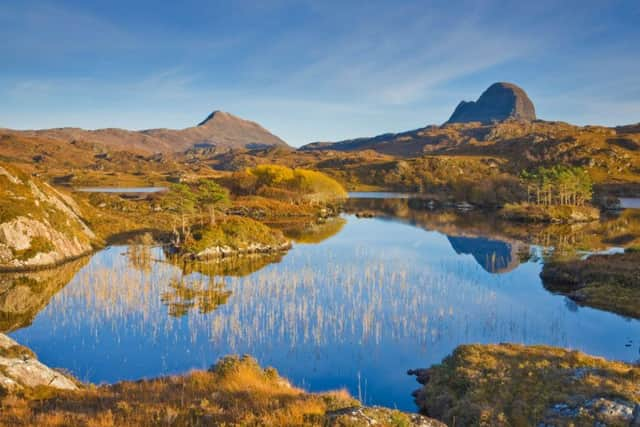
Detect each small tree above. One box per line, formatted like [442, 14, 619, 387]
[196, 179, 228, 226]
[162, 183, 197, 243]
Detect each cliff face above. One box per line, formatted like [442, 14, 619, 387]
[446, 82, 536, 124]
[0, 163, 95, 270]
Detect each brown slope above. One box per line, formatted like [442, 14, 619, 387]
[1, 111, 288, 154]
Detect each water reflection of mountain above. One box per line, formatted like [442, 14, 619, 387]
[447, 236, 522, 274]
[0, 258, 89, 332]
[346, 196, 640, 268]
[345, 197, 530, 273]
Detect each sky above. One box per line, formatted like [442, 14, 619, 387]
[1, 0, 639, 146]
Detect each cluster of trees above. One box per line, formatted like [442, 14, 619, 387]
[372, 159, 523, 207]
[521, 166, 592, 206]
[161, 179, 228, 240]
[224, 165, 347, 202]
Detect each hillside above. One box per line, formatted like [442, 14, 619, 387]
[299, 82, 640, 187]
[0, 110, 288, 154]
[0, 163, 95, 270]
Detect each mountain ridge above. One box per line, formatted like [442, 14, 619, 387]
[1, 111, 288, 154]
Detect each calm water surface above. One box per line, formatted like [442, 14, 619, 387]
[620, 197, 640, 209]
[8, 199, 640, 411]
[76, 187, 167, 193]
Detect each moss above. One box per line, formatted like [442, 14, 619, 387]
[184, 216, 288, 253]
[10, 236, 54, 261]
[0, 344, 36, 360]
[413, 343, 640, 426]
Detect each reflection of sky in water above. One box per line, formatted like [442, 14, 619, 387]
[10, 214, 640, 411]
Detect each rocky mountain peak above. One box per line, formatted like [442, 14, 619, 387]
[446, 82, 536, 124]
[197, 110, 233, 127]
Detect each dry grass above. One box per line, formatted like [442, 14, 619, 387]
[0, 355, 360, 427]
[413, 343, 640, 426]
[541, 250, 640, 318]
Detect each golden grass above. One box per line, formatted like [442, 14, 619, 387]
[0, 355, 360, 427]
[414, 343, 640, 426]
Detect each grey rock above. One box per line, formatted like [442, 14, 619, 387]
[325, 406, 446, 427]
[0, 334, 77, 391]
[447, 82, 536, 124]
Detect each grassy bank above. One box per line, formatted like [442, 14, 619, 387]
[500, 203, 600, 223]
[412, 343, 640, 426]
[541, 250, 640, 318]
[0, 354, 441, 427]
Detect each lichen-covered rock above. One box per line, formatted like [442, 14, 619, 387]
[325, 406, 446, 427]
[0, 334, 78, 391]
[411, 344, 640, 426]
[447, 82, 536, 124]
[0, 162, 95, 270]
[194, 241, 292, 260]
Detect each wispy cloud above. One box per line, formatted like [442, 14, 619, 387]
[0, 0, 638, 142]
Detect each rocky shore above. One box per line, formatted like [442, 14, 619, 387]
[0, 163, 96, 271]
[541, 249, 640, 318]
[0, 334, 77, 391]
[174, 216, 292, 261]
[410, 343, 640, 426]
[500, 203, 601, 223]
[0, 346, 442, 427]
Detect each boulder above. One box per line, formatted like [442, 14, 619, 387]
[0, 334, 77, 391]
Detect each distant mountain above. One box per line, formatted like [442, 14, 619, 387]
[300, 82, 538, 154]
[447, 82, 536, 124]
[1, 111, 288, 154]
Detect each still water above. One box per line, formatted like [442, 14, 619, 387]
[76, 187, 167, 193]
[7, 198, 640, 411]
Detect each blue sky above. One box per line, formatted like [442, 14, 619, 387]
[1, 0, 639, 146]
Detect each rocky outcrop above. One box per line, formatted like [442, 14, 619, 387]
[0, 163, 95, 270]
[175, 216, 292, 261]
[192, 241, 292, 260]
[446, 82, 536, 124]
[410, 344, 640, 426]
[541, 250, 640, 318]
[0, 334, 78, 391]
[325, 406, 446, 427]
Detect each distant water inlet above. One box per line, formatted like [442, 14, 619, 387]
[75, 187, 167, 193]
[619, 198, 640, 209]
[6, 199, 640, 411]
